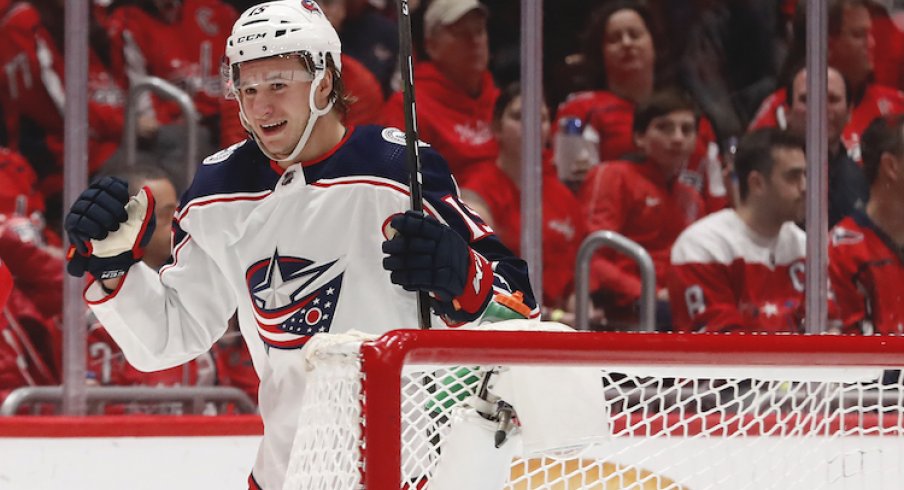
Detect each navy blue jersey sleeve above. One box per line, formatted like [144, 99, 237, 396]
[417, 142, 538, 313]
[303, 125, 537, 314]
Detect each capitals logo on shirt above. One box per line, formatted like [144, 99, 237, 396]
[246, 249, 344, 349]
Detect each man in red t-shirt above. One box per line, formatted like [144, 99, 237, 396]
[580, 90, 705, 330]
[381, 0, 498, 182]
[669, 128, 813, 333]
[830, 115, 904, 335]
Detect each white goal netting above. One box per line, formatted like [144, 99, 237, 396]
[284, 325, 904, 490]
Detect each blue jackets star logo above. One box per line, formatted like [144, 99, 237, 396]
[245, 249, 345, 348]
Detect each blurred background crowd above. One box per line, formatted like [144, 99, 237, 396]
[1, 0, 903, 413]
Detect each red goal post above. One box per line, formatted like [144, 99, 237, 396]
[287, 329, 904, 490]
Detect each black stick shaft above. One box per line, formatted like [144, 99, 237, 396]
[397, 0, 432, 330]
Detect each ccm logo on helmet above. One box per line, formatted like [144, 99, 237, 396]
[236, 33, 267, 43]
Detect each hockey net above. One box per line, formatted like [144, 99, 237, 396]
[284, 326, 904, 490]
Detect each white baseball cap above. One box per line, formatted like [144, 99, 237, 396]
[423, 0, 488, 35]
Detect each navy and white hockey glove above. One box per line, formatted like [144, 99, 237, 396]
[65, 176, 157, 281]
[382, 211, 494, 323]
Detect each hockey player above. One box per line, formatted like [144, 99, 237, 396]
[668, 128, 810, 333]
[63, 1, 536, 488]
[829, 115, 904, 334]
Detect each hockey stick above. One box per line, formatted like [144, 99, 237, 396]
[397, 0, 432, 330]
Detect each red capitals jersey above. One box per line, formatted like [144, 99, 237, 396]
[554, 90, 728, 212]
[829, 213, 904, 335]
[749, 84, 904, 162]
[0, 2, 125, 174]
[669, 209, 808, 333]
[107, 0, 237, 123]
[381, 62, 499, 181]
[0, 259, 10, 309]
[579, 159, 704, 310]
[211, 334, 259, 402]
[460, 157, 586, 306]
[0, 215, 64, 401]
[0, 147, 43, 215]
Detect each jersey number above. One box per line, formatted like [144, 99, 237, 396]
[441, 195, 493, 242]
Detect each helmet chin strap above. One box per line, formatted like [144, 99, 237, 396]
[238, 70, 334, 163]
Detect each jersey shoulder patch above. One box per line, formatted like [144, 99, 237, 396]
[203, 139, 249, 165]
[831, 226, 864, 246]
[381, 127, 430, 148]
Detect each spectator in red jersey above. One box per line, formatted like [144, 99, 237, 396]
[830, 115, 904, 335]
[669, 128, 813, 333]
[107, 0, 238, 181]
[580, 89, 705, 331]
[750, 0, 904, 163]
[0, 205, 65, 403]
[554, 0, 728, 213]
[381, 0, 499, 182]
[459, 83, 588, 323]
[219, 0, 385, 147]
[211, 314, 259, 403]
[0, 0, 126, 198]
[0, 259, 10, 310]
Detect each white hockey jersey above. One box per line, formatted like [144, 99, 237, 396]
[84, 126, 536, 489]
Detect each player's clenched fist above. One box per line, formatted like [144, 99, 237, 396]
[382, 211, 493, 322]
[64, 176, 157, 281]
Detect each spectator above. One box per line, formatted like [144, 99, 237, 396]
[211, 314, 258, 402]
[0, 259, 10, 309]
[339, 0, 400, 97]
[784, 65, 869, 228]
[460, 82, 586, 319]
[579, 89, 705, 331]
[107, 0, 238, 181]
[554, 0, 727, 212]
[0, 0, 126, 198]
[676, 0, 784, 140]
[785, 63, 869, 228]
[829, 115, 904, 334]
[750, 0, 904, 163]
[669, 128, 809, 333]
[381, 0, 498, 182]
[0, 191, 64, 403]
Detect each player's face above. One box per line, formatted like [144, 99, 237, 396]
[764, 147, 807, 224]
[635, 110, 697, 178]
[141, 177, 179, 270]
[828, 4, 874, 84]
[236, 56, 316, 160]
[603, 9, 655, 82]
[787, 68, 849, 148]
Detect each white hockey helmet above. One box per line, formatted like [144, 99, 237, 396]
[225, 0, 343, 162]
